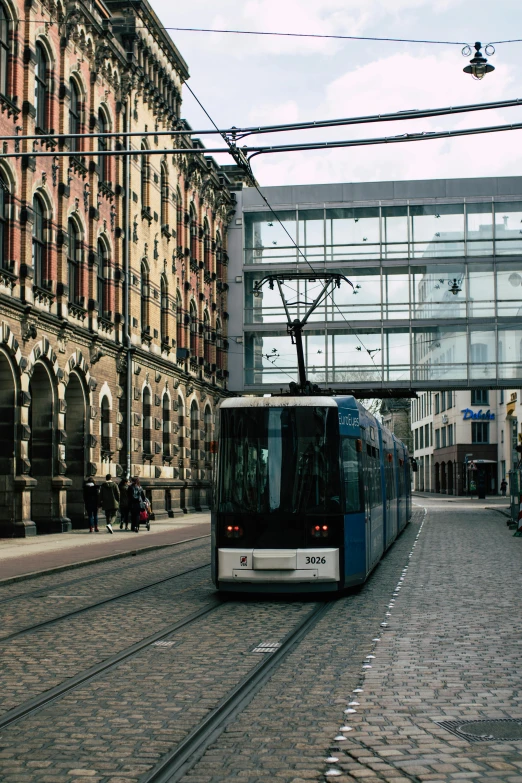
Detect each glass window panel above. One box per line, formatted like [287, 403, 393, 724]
[331, 330, 382, 383]
[467, 202, 493, 256]
[468, 263, 494, 317]
[382, 206, 408, 259]
[411, 204, 464, 258]
[298, 209, 324, 266]
[495, 201, 522, 256]
[244, 273, 289, 324]
[244, 332, 297, 386]
[497, 263, 522, 316]
[384, 329, 410, 381]
[383, 266, 409, 319]
[305, 333, 327, 383]
[328, 266, 381, 322]
[470, 329, 496, 380]
[326, 206, 380, 261]
[244, 210, 297, 264]
[412, 327, 467, 381]
[411, 264, 466, 319]
[498, 326, 522, 379]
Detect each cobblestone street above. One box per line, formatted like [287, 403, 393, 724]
[0, 498, 520, 783]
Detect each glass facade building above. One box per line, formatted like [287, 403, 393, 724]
[226, 177, 522, 393]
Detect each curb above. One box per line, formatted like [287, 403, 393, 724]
[0, 532, 211, 587]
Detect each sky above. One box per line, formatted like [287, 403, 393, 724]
[149, 0, 522, 187]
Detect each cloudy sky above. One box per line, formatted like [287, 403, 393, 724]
[151, 0, 522, 187]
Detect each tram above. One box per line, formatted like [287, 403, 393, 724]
[211, 395, 411, 593]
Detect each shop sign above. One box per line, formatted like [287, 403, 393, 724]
[461, 408, 495, 420]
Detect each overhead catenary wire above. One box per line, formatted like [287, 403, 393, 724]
[4, 96, 522, 143]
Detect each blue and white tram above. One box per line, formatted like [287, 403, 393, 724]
[211, 396, 411, 593]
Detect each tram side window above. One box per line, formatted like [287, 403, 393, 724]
[341, 438, 362, 513]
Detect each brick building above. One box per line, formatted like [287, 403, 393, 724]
[0, 0, 234, 535]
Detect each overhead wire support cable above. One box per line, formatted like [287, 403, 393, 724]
[3, 96, 522, 143]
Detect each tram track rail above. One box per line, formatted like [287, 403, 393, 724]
[0, 601, 221, 732]
[0, 534, 211, 604]
[0, 561, 211, 643]
[143, 600, 333, 783]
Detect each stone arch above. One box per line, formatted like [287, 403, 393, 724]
[64, 370, 88, 526]
[0, 348, 17, 533]
[28, 360, 57, 529]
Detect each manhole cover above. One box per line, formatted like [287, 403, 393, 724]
[438, 719, 522, 742]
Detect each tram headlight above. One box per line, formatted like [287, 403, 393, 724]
[225, 524, 243, 539]
[311, 524, 329, 539]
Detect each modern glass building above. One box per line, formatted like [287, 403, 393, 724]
[226, 177, 522, 394]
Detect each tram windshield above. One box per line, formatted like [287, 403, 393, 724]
[218, 406, 341, 516]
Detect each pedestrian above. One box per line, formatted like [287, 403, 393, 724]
[500, 478, 508, 497]
[83, 476, 99, 533]
[119, 477, 130, 530]
[128, 476, 147, 533]
[99, 473, 120, 534]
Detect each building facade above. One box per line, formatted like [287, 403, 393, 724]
[0, 0, 234, 536]
[411, 388, 522, 496]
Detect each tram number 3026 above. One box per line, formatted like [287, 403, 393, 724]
[305, 556, 326, 565]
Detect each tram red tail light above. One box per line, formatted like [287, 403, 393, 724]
[225, 524, 243, 539]
[311, 524, 329, 539]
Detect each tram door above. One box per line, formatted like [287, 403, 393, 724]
[361, 446, 372, 573]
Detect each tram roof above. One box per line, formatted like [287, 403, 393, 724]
[220, 396, 351, 408]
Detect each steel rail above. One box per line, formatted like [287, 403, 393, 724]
[1, 96, 521, 142]
[0, 601, 221, 732]
[0, 537, 210, 605]
[142, 601, 333, 783]
[0, 562, 211, 643]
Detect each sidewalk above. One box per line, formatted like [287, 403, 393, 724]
[329, 495, 522, 783]
[0, 512, 210, 583]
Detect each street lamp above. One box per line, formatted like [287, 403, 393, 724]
[463, 42, 495, 80]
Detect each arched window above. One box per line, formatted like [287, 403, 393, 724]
[203, 219, 211, 274]
[178, 394, 184, 449]
[97, 239, 108, 316]
[176, 290, 183, 349]
[189, 300, 197, 357]
[216, 318, 223, 370]
[190, 400, 199, 461]
[160, 162, 169, 228]
[98, 108, 110, 186]
[32, 195, 46, 289]
[160, 275, 168, 345]
[0, 3, 9, 98]
[216, 231, 223, 279]
[204, 405, 212, 461]
[67, 218, 81, 303]
[143, 387, 151, 455]
[34, 43, 48, 132]
[176, 188, 183, 250]
[162, 393, 170, 458]
[141, 142, 149, 210]
[190, 203, 198, 260]
[101, 396, 110, 453]
[0, 174, 8, 270]
[140, 261, 149, 333]
[69, 79, 80, 153]
[203, 310, 211, 365]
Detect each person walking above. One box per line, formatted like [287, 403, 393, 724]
[83, 477, 99, 533]
[119, 478, 130, 530]
[100, 473, 120, 534]
[128, 476, 147, 533]
[500, 478, 508, 497]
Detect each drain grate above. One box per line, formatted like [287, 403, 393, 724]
[251, 641, 282, 654]
[152, 640, 177, 648]
[437, 719, 522, 742]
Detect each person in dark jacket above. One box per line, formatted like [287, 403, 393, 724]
[83, 477, 99, 533]
[119, 478, 130, 530]
[99, 474, 120, 534]
[128, 476, 147, 533]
